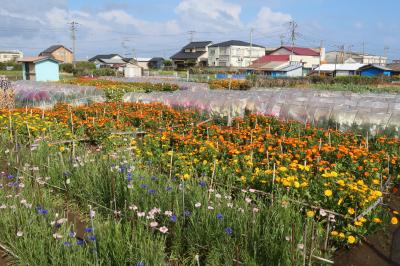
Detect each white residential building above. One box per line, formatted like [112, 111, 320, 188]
[268, 46, 323, 69]
[0, 50, 23, 62]
[325, 51, 387, 66]
[208, 40, 265, 67]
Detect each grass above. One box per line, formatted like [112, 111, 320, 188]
[0, 70, 22, 81]
[313, 83, 400, 93]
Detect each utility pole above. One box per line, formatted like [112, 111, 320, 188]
[250, 28, 254, 64]
[318, 40, 324, 76]
[188, 31, 196, 42]
[288, 20, 298, 58]
[347, 45, 354, 59]
[69, 21, 79, 63]
[362, 41, 365, 56]
[383, 46, 389, 66]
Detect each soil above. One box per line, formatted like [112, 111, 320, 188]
[334, 193, 400, 266]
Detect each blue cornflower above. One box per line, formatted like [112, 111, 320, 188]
[184, 210, 191, 217]
[225, 227, 233, 236]
[170, 214, 177, 222]
[148, 189, 156, 194]
[69, 231, 76, 238]
[84, 227, 93, 233]
[127, 177, 133, 182]
[63, 241, 71, 247]
[199, 181, 207, 187]
[216, 213, 223, 220]
[36, 207, 48, 215]
[76, 239, 85, 246]
[165, 186, 172, 191]
[7, 174, 14, 179]
[119, 165, 126, 173]
[151, 176, 158, 181]
[88, 235, 96, 241]
[140, 184, 148, 189]
[136, 263, 145, 266]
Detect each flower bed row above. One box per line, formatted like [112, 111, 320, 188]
[209, 79, 251, 90]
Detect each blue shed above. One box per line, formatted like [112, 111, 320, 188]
[359, 64, 392, 77]
[18, 56, 61, 81]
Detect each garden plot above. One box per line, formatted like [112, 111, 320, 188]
[124, 87, 400, 135]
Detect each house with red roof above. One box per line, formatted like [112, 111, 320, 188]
[248, 46, 324, 76]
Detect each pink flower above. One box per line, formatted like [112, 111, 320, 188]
[164, 210, 173, 217]
[137, 212, 145, 217]
[245, 198, 252, 204]
[159, 226, 169, 234]
[150, 221, 158, 228]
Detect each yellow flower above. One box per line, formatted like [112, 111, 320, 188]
[391, 217, 398, 225]
[306, 210, 315, 218]
[324, 189, 333, 197]
[240, 176, 246, 183]
[182, 173, 190, 180]
[373, 218, 382, 223]
[59, 146, 65, 152]
[354, 220, 363, 227]
[348, 208, 355, 215]
[347, 235, 356, 244]
[337, 198, 343, 206]
[294, 181, 300, 188]
[339, 233, 345, 239]
[372, 179, 380, 185]
[330, 231, 338, 236]
[337, 180, 345, 186]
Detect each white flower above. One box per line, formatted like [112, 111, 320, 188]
[252, 208, 260, 213]
[195, 203, 202, 208]
[207, 206, 214, 210]
[285, 236, 291, 241]
[18, 183, 25, 188]
[164, 211, 173, 217]
[16, 231, 23, 237]
[146, 214, 155, 220]
[128, 205, 138, 211]
[127, 183, 133, 189]
[208, 188, 214, 193]
[20, 199, 27, 205]
[215, 193, 222, 199]
[249, 189, 256, 193]
[159, 226, 168, 234]
[297, 244, 304, 250]
[150, 221, 158, 228]
[57, 218, 67, 225]
[65, 179, 70, 185]
[137, 212, 145, 217]
[0, 204, 7, 209]
[238, 208, 244, 213]
[227, 203, 234, 208]
[90, 210, 96, 218]
[245, 198, 252, 204]
[52, 233, 63, 240]
[224, 195, 232, 200]
[319, 209, 327, 217]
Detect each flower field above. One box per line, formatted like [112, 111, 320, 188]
[0, 102, 399, 265]
[209, 79, 251, 90]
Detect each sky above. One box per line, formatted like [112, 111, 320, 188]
[1, 0, 399, 60]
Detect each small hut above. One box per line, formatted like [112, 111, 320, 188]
[18, 56, 61, 81]
[124, 63, 142, 78]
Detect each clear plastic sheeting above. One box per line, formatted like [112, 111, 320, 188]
[12, 81, 105, 108]
[123, 88, 400, 135]
[102, 77, 209, 92]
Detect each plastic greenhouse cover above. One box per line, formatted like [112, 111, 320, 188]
[12, 81, 105, 108]
[123, 87, 400, 134]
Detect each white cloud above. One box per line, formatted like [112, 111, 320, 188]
[175, 0, 243, 31]
[354, 21, 364, 29]
[250, 7, 292, 33]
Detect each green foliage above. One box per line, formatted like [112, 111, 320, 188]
[60, 63, 74, 73]
[72, 61, 97, 77]
[92, 68, 116, 77]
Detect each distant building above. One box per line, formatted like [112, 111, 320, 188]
[39, 45, 73, 63]
[125, 57, 164, 70]
[387, 60, 400, 75]
[268, 46, 323, 69]
[325, 51, 387, 66]
[171, 41, 212, 68]
[208, 40, 265, 67]
[359, 64, 392, 77]
[18, 56, 61, 81]
[0, 50, 23, 62]
[89, 54, 127, 71]
[312, 63, 365, 76]
[124, 63, 142, 78]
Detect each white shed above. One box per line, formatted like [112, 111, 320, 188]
[124, 63, 142, 77]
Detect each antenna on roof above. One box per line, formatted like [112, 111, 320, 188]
[188, 31, 196, 42]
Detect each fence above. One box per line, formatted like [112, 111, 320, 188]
[0, 76, 14, 109]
